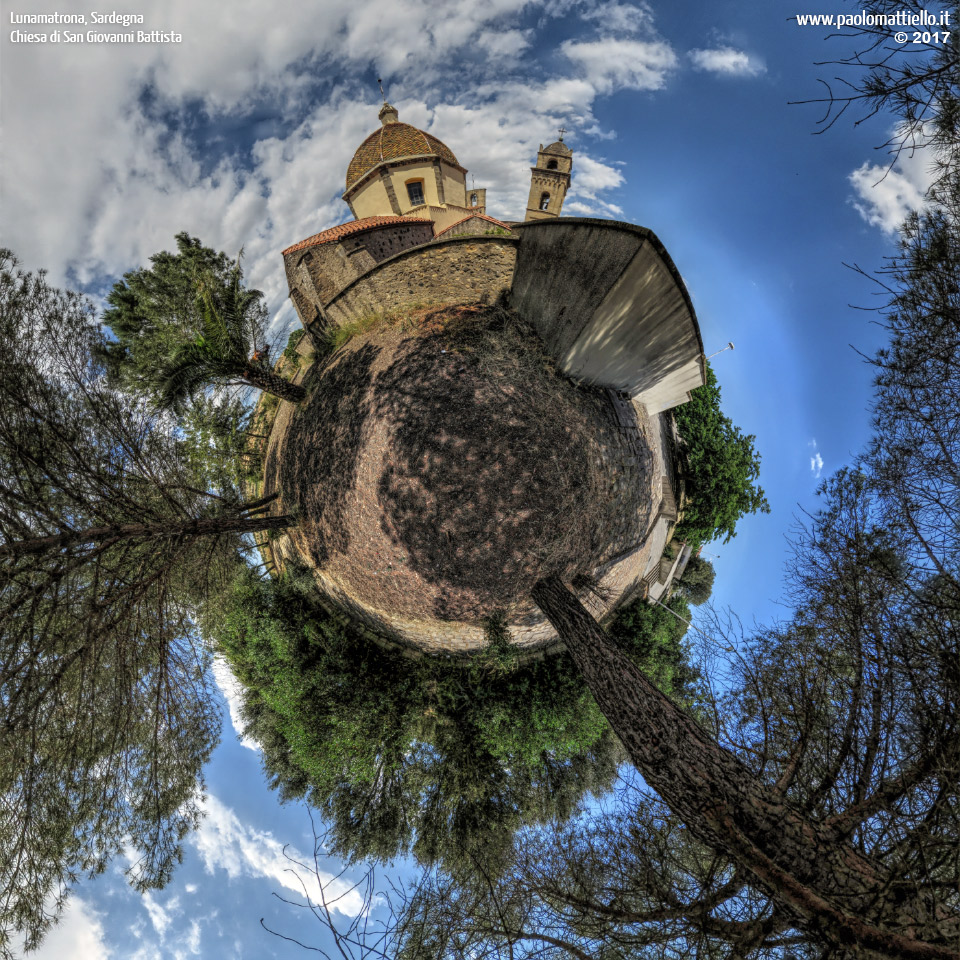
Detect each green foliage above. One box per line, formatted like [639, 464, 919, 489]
[97, 233, 300, 407]
[98, 232, 234, 389]
[322, 309, 394, 352]
[282, 327, 306, 361]
[154, 256, 269, 411]
[392, 782, 768, 960]
[470, 611, 520, 677]
[673, 363, 770, 546]
[605, 594, 699, 703]
[205, 569, 705, 873]
[676, 554, 716, 606]
[0, 252, 231, 956]
[259, 392, 279, 415]
[179, 394, 261, 491]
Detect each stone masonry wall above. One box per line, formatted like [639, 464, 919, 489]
[440, 215, 512, 239]
[284, 221, 436, 327]
[341, 221, 436, 266]
[324, 236, 518, 326]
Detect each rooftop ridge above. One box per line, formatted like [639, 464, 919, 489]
[434, 213, 510, 237]
[282, 215, 433, 256]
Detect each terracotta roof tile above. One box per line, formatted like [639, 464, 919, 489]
[345, 122, 460, 191]
[282, 216, 433, 256]
[434, 213, 511, 237]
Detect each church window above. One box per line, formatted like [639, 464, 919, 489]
[406, 179, 425, 206]
[539, 192, 551, 211]
[547, 159, 558, 170]
[470, 192, 478, 206]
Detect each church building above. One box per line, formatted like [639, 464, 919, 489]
[281, 103, 573, 330]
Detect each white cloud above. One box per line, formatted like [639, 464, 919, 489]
[102, 0, 539, 113]
[689, 47, 766, 77]
[2, 0, 661, 329]
[29, 897, 111, 960]
[849, 151, 935, 234]
[579, 0, 656, 33]
[141, 892, 180, 939]
[192, 795, 365, 917]
[128, 945, 163, 960]
[562, 38, 678, 93]
[211, 657, 260, 751]
[184, 919, 203, 956]
[1, 0, 533, 283]
[572, 154, 624, 193]
[809, 439, 824, 478]
[562, 154, 625, 217]
[128, 905, 211, 960]
[475, 28, 533, 59]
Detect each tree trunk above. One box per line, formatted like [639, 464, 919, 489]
[531, 576, 959, 960]
[243, 362, 306, 403]
[0, 512, 293, 558]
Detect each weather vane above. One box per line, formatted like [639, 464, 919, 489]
[377, 77, 386, 103]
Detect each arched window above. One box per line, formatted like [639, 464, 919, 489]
[547, 159, 558, 170]
[470, 192, 478, 206]
[539, 192, 551, 211]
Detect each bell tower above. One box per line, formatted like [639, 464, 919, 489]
[525, 131, 573, 221]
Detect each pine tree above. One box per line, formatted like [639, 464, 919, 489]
[0, 251, 293, 955]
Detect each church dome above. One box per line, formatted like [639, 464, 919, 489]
[345, 107, 461, 192]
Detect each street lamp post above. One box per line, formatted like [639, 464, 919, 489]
[705, 341, 735, 362]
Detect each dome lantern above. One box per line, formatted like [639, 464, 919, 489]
[379, 102, 399, 125]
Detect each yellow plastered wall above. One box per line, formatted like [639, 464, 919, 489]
[441, 166, 467, 207]
[348, 161, 469, 219]
[350, 177, 398, 218]
[388, 162, 439, 212]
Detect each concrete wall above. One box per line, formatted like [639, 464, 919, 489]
[509, 218, 704, 412]
[323, 235, 518, 326]
[343, 221, 435, 264]
[286, 217, 702, 412]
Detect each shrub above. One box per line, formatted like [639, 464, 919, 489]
[676, 555, 716, 605]
[673, 363, 769, 546]
[204, 569, 633, 872]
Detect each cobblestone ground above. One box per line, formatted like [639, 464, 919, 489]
[297, 403, 670, 659]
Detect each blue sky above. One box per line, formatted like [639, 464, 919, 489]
[0, 0, 937, 956]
